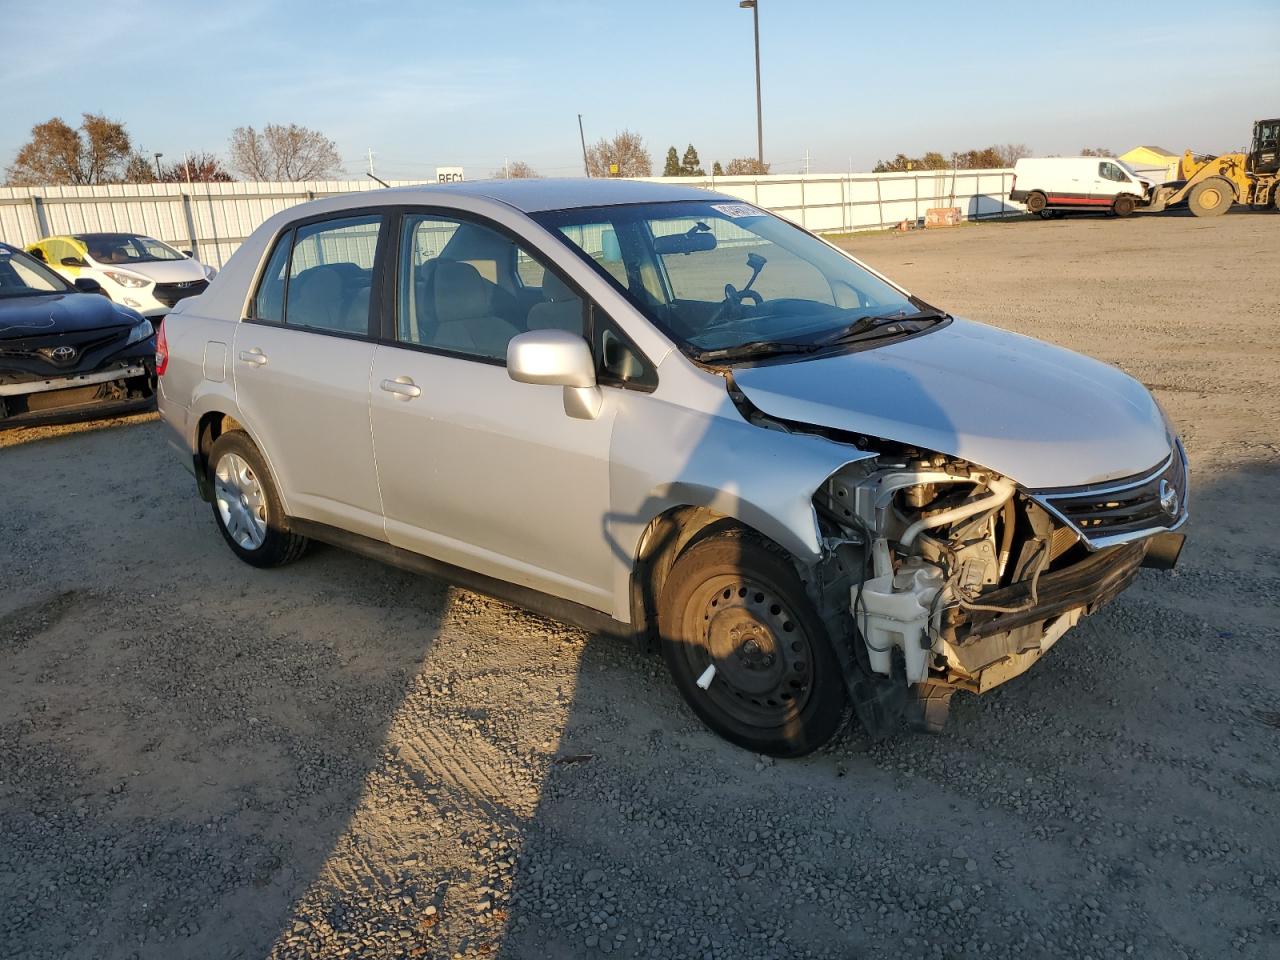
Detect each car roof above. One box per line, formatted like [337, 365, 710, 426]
[370, 177, 731, 213]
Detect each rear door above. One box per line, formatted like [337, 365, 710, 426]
[231, 213, 388, 540]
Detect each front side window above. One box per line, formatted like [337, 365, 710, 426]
[397, 213, 583, 362]
[1099, 162, 1129, 183]
[535, 200, 942, 362]
[284, 216, 382, 334]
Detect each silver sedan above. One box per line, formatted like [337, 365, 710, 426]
[157, 179, 1187, 756]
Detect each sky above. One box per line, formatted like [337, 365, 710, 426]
[3, 0, 1278, 179]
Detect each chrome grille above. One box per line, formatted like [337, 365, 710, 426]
[1031, 444, 1188, 549]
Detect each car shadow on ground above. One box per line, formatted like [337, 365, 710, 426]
[3, 423, 1278, 960]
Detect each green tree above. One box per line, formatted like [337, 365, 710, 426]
[712, 160, 724, 176]
[662, 146, 681, 177]
[5, 114, 133, 185]
[681, 144, 705, 176]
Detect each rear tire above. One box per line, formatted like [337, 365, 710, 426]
[658, 529, 848, 757]
[1025, 191, 1047, 215]
[1187, 177, 1233, 217]
[208, 431, 309, 568]
[1112, 194, 1136, 218]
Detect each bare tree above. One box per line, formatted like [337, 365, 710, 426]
[1079, 146, 1114, 157]
[492, 160, 540, 179]
[229, 124, 343, 181]
[5, 114, 132, 185]
[724, 157, 771, 175]
[994, 143, 1032, 166]
[585, 130, 651, 177]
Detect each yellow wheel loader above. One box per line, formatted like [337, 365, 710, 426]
[1144, 118, 1279, 216]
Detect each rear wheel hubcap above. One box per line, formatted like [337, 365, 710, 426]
[214, 452, 267, 550]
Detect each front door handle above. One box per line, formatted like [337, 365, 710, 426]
[380, 376, 421, 400]
[238, 348, 268, 366]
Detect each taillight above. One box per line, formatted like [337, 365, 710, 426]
[1011, 174, 1017, 191]
[155, 320, 169, 376]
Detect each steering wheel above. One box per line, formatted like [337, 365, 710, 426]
[707, 283, 765, 328]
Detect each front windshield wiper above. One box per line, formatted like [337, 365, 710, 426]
[816, 307, 949, 346]
[693, 339, 823, 362]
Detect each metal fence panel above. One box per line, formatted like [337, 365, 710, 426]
[1, 170, 1024, 267]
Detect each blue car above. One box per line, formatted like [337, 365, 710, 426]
[0, 242, 156, 428]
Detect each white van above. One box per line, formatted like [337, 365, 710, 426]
[1010, 157, 1153, 218]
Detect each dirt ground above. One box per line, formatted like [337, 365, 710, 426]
[2, 210, 1278, 960]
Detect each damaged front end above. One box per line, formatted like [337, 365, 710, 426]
[812, 444, 1187, 734]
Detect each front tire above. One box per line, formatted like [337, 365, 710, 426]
[208, 431, 309, 568]
[658, 530, 848, 757]
[1112, 194, 1136, 218]
[1188, 177, 1233, 217]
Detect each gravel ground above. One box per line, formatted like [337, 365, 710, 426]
[2, 209, 1278, 960]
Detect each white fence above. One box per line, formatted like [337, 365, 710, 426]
[0, 169, 1022, 269]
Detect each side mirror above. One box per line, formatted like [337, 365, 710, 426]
[182, 250, 194, 258]
[61, 256, 86, 267]
[73, 277, 103, 294]
[507, 329, 602, 420]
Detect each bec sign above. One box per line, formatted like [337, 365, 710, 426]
[436, 167, 465, 183]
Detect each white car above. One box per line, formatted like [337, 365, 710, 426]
[27, 232, 215, 319]
[1010, 157, 1153, 218]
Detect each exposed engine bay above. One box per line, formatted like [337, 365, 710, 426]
[810, 447, 1183, 733]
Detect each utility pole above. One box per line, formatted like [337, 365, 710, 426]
[739, 0, 763, 167]
[366, 147, 389, 188]
[803, 148, 811, 175]
[153, 152, 164, 180]
[577, 114, 590, 177]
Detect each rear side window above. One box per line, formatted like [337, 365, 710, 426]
[251, 215, 383, 334]
[253, 233, 292, 323]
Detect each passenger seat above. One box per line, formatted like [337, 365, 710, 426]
[525, 269, 584, 335]
[430, 261, 520, 359]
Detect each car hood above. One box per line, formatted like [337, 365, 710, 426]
[0, 292, 138, 337]
[730, 318, 1172, 489]
[98, 258, 205, 283]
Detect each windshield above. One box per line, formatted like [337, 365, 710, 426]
[534, 200, 942, 361]
[76, 233, 185, 265]
[0, 245, 72, 298]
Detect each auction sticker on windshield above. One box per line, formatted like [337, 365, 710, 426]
[710, 203, 762, 218]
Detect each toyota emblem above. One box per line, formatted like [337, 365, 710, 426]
[1158, 479, 1180, 517]
[49, 345, 78, 362]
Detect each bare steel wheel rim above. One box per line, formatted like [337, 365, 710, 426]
[214, 452, 268, 550]
[681, 574, 814, 727]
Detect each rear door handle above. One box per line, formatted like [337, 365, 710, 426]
[238, 348, 268, 366]
[380, 377, 421, 400]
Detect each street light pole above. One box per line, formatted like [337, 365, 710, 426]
[153, 152, 164, 180]
[740, 0, 763, 167]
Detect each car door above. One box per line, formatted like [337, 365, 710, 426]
[231, 213, 387, 541]
[1094, 161, 1123, 201]
[368, 210, 618, 611]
